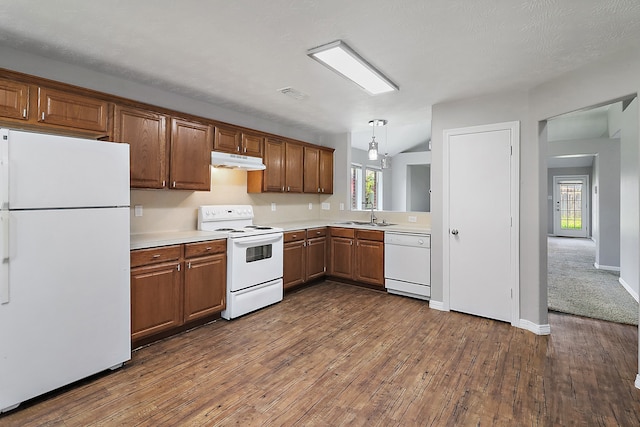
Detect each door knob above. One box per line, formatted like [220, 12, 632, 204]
[451, 229, 459, 235]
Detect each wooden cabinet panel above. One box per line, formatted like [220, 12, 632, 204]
[130, 261, 182, 341]
[241, 132, 264, 157]
[284, 230, 305, 243]
[130, 245, 182, 268]
[355, 239, 385, 286]
[329, 236, 354, 279]
[248, 137, 285, 193]
[306, 237, 327, 281]
[170, 118, 212, 191]
[285, 142, 304, 193]
[114, 105, 168, 189]
[184, 239, 226, 258]
[319, 148, 334, 194]
[38, 87, 109, 132]
[214, 125, 241, 153]
[284, 240, 306, 290]
[303, 146, 320, 193]
[306, 227, 327, 239]
[184, 254, 226, 322]
[0, 79, 29, 120]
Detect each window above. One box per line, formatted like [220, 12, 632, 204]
[351, 164, 383, 210]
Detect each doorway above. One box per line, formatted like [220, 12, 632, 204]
[553, 175, 589, 237]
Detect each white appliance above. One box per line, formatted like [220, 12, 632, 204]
[197, 205, 283, 319]
[210, 151, 266, 171]
[0, 129, 131, 413]
[384, 232, 431, 300]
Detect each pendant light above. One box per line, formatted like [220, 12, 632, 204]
[381, 122, 391, 169]
[368, 119, 387, 160]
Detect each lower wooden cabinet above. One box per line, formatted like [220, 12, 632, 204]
[130, 239, 226, 343]
[328, 227, 384, 287]
[283, 227, 327, 290]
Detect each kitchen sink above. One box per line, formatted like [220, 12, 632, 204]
[335, 221, 396, 227]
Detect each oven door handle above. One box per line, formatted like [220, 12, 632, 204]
[233, 233, 283, 247]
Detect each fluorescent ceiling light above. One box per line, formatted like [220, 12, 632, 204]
[307, 40, 398, 95]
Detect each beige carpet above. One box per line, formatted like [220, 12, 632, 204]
[547, 237, 638, 325]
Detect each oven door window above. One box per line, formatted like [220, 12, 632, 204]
[246, 244, 272, 263]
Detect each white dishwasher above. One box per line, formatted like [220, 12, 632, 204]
[384, 232, 431, 300]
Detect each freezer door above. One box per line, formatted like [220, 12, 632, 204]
[0, 207, 131, 412]
[2, 128, 130, 209]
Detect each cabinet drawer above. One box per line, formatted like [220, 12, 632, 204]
[356, 229, 384, 242]
[306, 227, 327, 239]
[284, 230, 305, 243]
[330, 227, 355, 238]
[131, 245, 182, 267]
[184, 239, 227, 258]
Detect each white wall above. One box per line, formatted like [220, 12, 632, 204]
[391, 151, 432, 212]
[620, 98, 640, 298]
[408, 164, 430, 212]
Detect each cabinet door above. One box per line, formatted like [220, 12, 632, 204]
[114, 105, 168, 189]
[130, 261, 182, 341]
[170, 118, 212, 191]
[241, 132, 264, 157]
[306, 237, 326, 281]
[284, 240, 306, 290]
[319, 148, 334, 194]
[263, 137, 285, 192]
[38, 87, 109, 133]
[355, 239, 385, 286]
[285, 141, 304, 193]
[329, 237, 354, 279]
[303, 146, 320, 193]
[0, 79, 29, 121]
[214, 125, 241, 153]
[184, 254, 226, 322]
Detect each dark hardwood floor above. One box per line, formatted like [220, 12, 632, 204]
[2, 281, 639, 426]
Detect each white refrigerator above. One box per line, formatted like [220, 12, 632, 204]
[0, 128, 131, 413]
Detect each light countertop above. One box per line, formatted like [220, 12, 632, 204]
[131, 221, 430, 250]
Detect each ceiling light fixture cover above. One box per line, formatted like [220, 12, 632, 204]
[307, 40, 398, 95]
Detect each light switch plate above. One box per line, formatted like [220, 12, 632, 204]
[271, 203, 276, 211]
[321, 202, 330, 210]
[308, 203, 313, 210]
[408, 215, 417, 223]
[134, 205, 143, 217]
[339, 203, 344, 211]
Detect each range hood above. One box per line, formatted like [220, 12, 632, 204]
[210, 151, 266, 171]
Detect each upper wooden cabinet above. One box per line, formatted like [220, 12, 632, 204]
[241, 132, 264, 157]
[248, 137, 285, 193]
[304, 146, 334, 194]
[170, 118, 213, 191]
[319, 148, 334, 194]
[0, 78, 29, 121]
[38, 87, 109, 133]
[285, 141, 304, 193]
[214, 125, 241, 153]
[214, 124, 263, 157]
[113, 105, 168, 189]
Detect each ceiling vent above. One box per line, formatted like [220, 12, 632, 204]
[278, 87, 308, 100]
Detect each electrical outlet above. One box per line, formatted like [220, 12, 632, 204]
[308, 203, 313, 210]
[408, 215, 417, 223]
[339, 203, 344, 211]
[271, 203, 276, 212]
[321, 202, 330, 210]
[134, 205, 143, 217]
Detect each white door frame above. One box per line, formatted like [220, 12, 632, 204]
[553, 175, 589, 237]
[442, 121, 520, 326]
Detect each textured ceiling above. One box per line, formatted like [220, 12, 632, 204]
[1, 0, 640, 154]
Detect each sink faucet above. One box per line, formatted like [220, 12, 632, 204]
[370, 203, 377, 224]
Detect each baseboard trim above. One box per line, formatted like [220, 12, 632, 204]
[619, 277, 640, 302]
[429, 300, 447, 311]
[635, 374, 640, 390]
[594, 262, 620, 272]
[519, 319, 551, 335]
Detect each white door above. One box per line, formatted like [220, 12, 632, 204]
[443, 122, 519, 324]
[553, 175, 589, 237]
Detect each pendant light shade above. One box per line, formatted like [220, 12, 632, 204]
[368, 136, 379, 160]
[381, 153, 391, 169]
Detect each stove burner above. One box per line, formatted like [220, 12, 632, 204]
[245, 225, 272, 230]
[229, 230, 246, 233]
[215, 228, 246, 233]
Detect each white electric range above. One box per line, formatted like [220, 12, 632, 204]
[197, 205, 284, 319]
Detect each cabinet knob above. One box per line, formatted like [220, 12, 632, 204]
[172, 181, 176, 188]
[41, 112, 45, 120]
[451, 229, 459, 236]
[152, 254, 161, 258]
[22, 108, 27, 118]
[205, 247, 212, 251]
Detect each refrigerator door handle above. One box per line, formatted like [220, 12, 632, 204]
[1, 211, 9, 304]
[1, 129, 9, 210]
